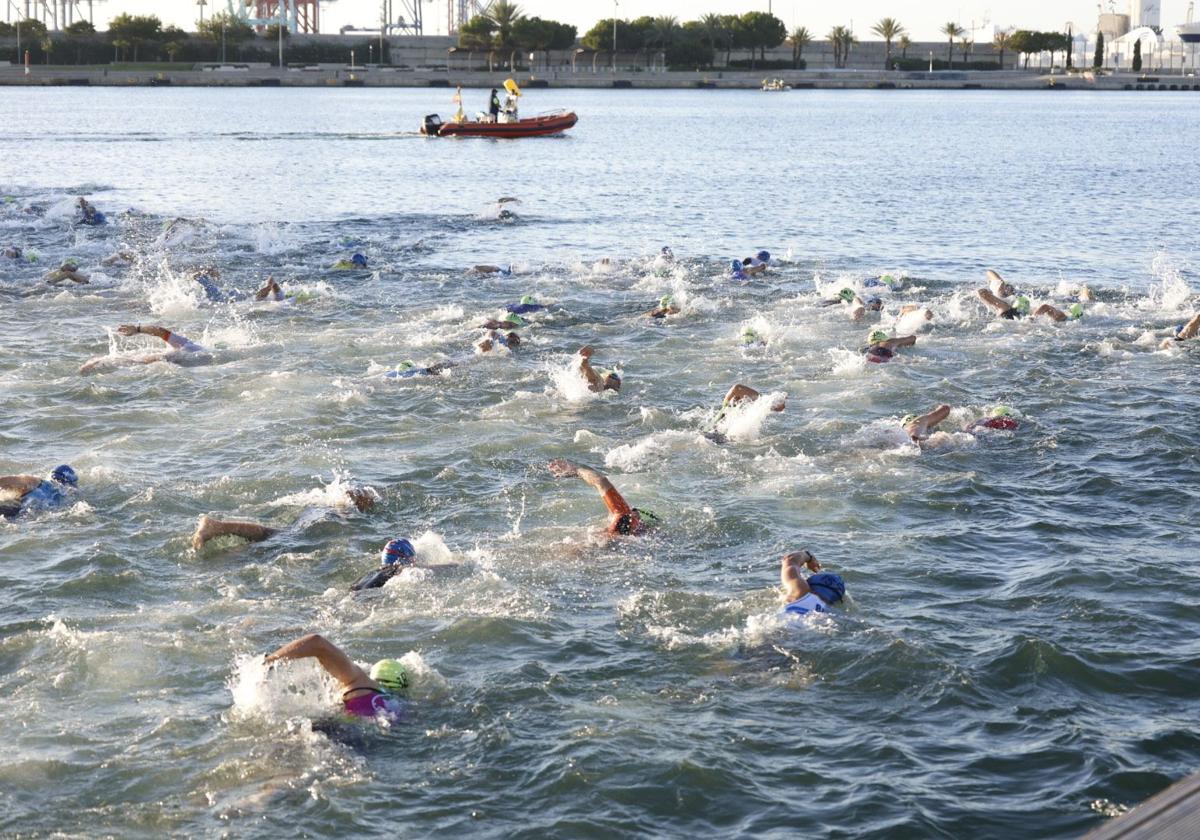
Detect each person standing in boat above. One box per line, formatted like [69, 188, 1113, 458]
[488, 89, 501, 122]
[500, 90, 519, 123]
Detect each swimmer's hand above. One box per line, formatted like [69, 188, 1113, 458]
[577, 345, 594, 360]
[116, 324, 140, 336]
[547, 458, 579, 479]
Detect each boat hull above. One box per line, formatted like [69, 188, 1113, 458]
[426, 112, 578, 138]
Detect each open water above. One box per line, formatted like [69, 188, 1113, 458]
[1, 87, 1198, 838]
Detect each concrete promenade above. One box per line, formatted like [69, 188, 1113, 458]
[2, 64, 1199, 91]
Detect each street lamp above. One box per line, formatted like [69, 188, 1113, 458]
[611, 0, 618, 72]
[221, 22, 226, 63]
[197, 0, 206, 24]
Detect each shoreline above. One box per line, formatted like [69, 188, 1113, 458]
[2, 66, 1199, 91]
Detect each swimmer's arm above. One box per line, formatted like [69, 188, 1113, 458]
[548, 459, 632, 516]
[723, 384, 761, 406]
[886, 335, 917, 349]
[0, 475, 41, 495]
[265, 634, 373, 691]
[575, 347, 602, 388]
[117, 324, 171, 343]
[976, 288, 1008, 313]
[1179, 312, 1200, 340]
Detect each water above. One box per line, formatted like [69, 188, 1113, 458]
[1, 87, 1199, 838]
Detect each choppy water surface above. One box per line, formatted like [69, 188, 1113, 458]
[1, 88, 1199, 838]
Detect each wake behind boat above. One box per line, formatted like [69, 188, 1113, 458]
[420, 78, 578, 139]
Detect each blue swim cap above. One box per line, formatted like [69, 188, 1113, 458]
[730, 259, 742, 271]
[756, 250, 770, 262]
[807, 573, 845, 605]
[351, 253, 368, 267]
[51, 464, 78, 487]
[866, 296, 882, 307]
[1175, 324, 1186, 338]
[381, 538, 415, 565]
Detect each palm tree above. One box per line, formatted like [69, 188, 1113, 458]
[827, 25, 846, 68]
[898, 34, 912, 59]
[788, 25, 811, 69]
[959, 38, 973, 64]
[941, 21, 964, 65]
[839, 27, 858, 67]
[486, 1, 522, 48]
[700, 13, 724, 64]
[871, 17, 905, 68]
[993, 29, 1011, 69]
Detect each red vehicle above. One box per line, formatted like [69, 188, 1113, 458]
[421, 110, 578, 138]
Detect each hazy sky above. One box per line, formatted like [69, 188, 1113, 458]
[38, 1, 1200, 41]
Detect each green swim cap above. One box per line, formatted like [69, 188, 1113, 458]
[881, 274, 897, 285]
[1015, 295, 1031, 315]
[503, 313, 527, 327]
[1069, 303, 1083, 320]
[991, 405, 1012, 418]
[25, 250, 39, 263]
[901, 414, 917, 425]
[868, 330, 889, 344]
[659, 294, 673, 308]
[369, 659, 408, 694]
[741, 327, 759, 342]
[838, 288, 856, 302]
[398, 360, 415, 370]
[520, 294, 536, 305]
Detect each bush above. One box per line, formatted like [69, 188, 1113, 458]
[727, 58, 798, 70]
[888, 57, 1002, 71]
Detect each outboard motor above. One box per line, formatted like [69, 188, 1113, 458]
[422, 114, 443, 136]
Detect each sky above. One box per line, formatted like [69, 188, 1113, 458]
[23, 0, 1200, 41]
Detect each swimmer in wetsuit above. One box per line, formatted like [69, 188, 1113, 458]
[349, 537, 461, 591]
[506, 295, 544, 315]
[780, 549, 846, 617]
[0, 465, 78, 519]
[190, 484, 378, 550]
[1161, 312, 1200, 348]
[79, 323, 209, 374]
[476, 330, 521, 353]
[479, 313, 526, 331]
[576, 345, 621, 393]
[742, 251, 771, 277]
[547, 458, 651, 536]
[862, 330, 917, 363]
[704, 383, 786, 443]
[645, 294, 681, 319]
[902, 404, 952, 442]
[385, 360, 457, 379]
[264, 634, 408, 723]
[469, 264, 512, 276]
[978, 270, 1077, 322]
[332, 253, 369, 270]
[44, 260, 89, 285]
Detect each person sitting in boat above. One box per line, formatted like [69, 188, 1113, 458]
[499, 92, 519, 124]
[488, 88, 501, 123]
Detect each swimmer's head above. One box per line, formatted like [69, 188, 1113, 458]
[661, 246, 673, 257]
[520, 294, 536, 305]
[901, 414, 917, 426]
[398, 360, 415, 370]
[659, 294, 673, 309]
[503, 331, 521, 347]
[380, 538, 416, 566]
[741, 327, 760, 343]
[865, 296, 883, 311]
[613, 511, 637, 534]
[51, 464, 78, 487]
[868, 330, 889, 344]
[881, 274, 897, 286]
[990, 405, 1013, 418]
[1068, 303, 1084, 320]
[369, 659, 409, 694]
[1014, 295, 1031, 315]
[350, 253, 368, 268]
[62, 259, 79, 271]
[600, 370, 621, 392]
[807, 572, 846, 605]
[730, 259, 743, 271]
[838, 288, 856, 302]
[502, 313, 526, 328]
[756, 250, 770, 263]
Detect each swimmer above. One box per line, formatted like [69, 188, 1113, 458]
[740, 326, 767, 347]
[742, 250, 771, 276]
[385, 360, 457, 379]
[254, 277, 286, 302]
[349, 537, 461, 591]
[645, 294, 681, 319]
[848, 294, 884, 322]
[190, 484, 378, 550]
[44, 260, 89, 285]
[986, 268, 1016, 298]
[729, 259, 749, 281]
[479, 313, 526, 330]
[704, 383, 786, 442]
[547, 458, 651, 536]
[864, 273, 903, 290]
[978, 287, 1074, 322]
[862, 329, 917, 363]
[332, 253, 368, 270]
[576, 345, 620, 393]
[506, 295, 544, 315]
[3, 246, 22, 259]
[101, 249, 136, 267]
[79, 323, 208, 374]
[0, 464, 78, 519]
[76, 196, 106, 226]
[470, 264, 512, 276]
[1161, 312, 1200, 348]
[780, 549, 846, 617]
[476, 330, 520, 353]
[650, 246, 675, 274]
[901, 404, 952, 442]
[965, 405, 1020, 432]
[192, 269, 244, 303]
[264, 634, 408, 724]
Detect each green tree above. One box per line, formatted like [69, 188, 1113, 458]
[106, 13, 162, 62]
[581, 18, 643, 58]
[40, 34, 52, 64]
[827, 25, 851, 68]
[788, 25, 811, 69]
[17, 17, 48, 39]
[1132, 38, 1142, 71]
[1093, 31, 1104, 69]
[699, 13, 724, 62]
[512, 16, 574, 67]
[898, 33, 912, 59]
[1065, 27, 1073, 68]
[64, 19, 96, 36]
[485, 0, 522, 48]
[993, 29, 1011, 69]
[739, 11, 786, 64]
[871, 17, 904, 67]
[263, 23, 289, 41]
[958, 38, 972, 63]
[458, 15, 495, 48]
[1007, 29, 1034, 68]
[63, 18, 98, 64]
[719, 14, 743, 65]
[941, 21, 964, 65]
[197, 12, 254, 59]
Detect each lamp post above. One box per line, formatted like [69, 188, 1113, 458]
[278, 17, 284, 68]
[368, 43, 373, 64]
[221, 22, 226, 63]
[611, 0, 618, 72]
[197, 0, 206, 24]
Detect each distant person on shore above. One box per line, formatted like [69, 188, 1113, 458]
[862, 329, 917, 364]
[263, 634, 408, 723]
[0, 465, 78, 519]
[780, 549, 846, 618]
[44, 259, 89, 285]
[332, 253, 368, 271]
[79, 323, 209, 374]
[76, 196, 106, 226]
[191, 483, 379, 551]
[548, 458, 653, 536]
[348, 537, 461, 591]
[1162, 312, 1200, 348]
[576, 345, 620, 392]
[488, 88, 501, 122]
